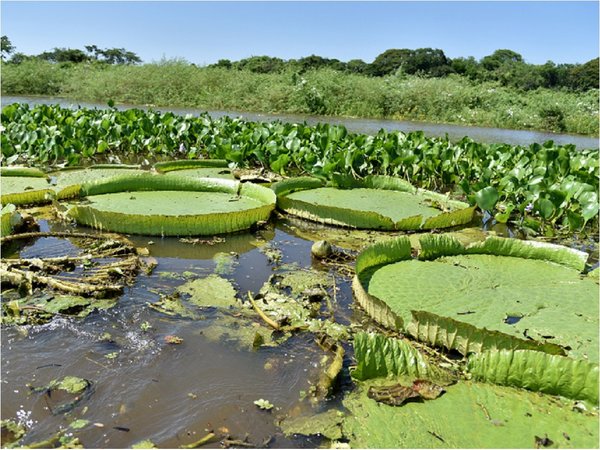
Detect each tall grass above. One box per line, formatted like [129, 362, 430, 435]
[1, 60, 598, 135]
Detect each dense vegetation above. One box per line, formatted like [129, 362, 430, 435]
[2, 36, 598, 135]
[2, 103, 598, 237]
[2, 60, 598, 135]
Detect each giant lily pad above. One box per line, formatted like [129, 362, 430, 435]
[353, 235, 598, 362]
[66, 173, 276, 236]
[272, 176, 475, 230]
[1, 167, 53, 206]
[155, 159, 234, 180]
[340, 381, 598, 448]
[50, 165, 145, 199]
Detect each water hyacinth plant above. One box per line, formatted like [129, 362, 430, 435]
[1, 103, 598, 235]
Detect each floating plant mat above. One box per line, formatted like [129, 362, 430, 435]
[272, 176, 476, 230]
[353, 235, 598, 363]
[66, 173, 276, 236]
[0, 167, 53, 206]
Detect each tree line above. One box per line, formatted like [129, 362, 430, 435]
[210, 49, 598, 92]
[1, 35, 597, 92]
[1, 36, 141, 66]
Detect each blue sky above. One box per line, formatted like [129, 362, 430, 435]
[2, 1, 598, 65]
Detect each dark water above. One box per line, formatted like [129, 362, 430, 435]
[2, 95, 598, 149]
[1, 216, 359, 449]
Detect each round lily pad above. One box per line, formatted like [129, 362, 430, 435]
[272, 176, 475, 230]
[1, 167, 53, 206]
[50, 165, 146, 199]
[353, 235, 598, 362]
[67, 173, 276, 236]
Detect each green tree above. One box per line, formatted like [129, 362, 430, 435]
[450, 56, 483, 80]
[1, 35, 15, 61]
[480, 49, 523, 71]
[292, 55, 346, 72]
[369, 48, 413, 76]
[211, 59, 233, 69]
[235, 55, 286, 73]
[568, 57, 599, 91]
[345, 59, 369, 74]
[37, 48, 90, 63]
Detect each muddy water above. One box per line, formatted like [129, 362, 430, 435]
[1, 217, 360, 448]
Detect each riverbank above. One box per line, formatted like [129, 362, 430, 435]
[2, 60, 598, 136]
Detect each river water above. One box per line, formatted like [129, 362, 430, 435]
[1, 214, 355, 448]
[2, 95, 598, 149]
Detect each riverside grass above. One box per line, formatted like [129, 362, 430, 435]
[1, 60, 598, 135]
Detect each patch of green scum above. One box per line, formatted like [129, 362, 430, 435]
[51, 168, 146, 198]
[1, 420, 26, 446]
[352, 332, 453, 382]
[340, 381, 599, 449]
[176, 274, 239, 308]
[277, 269, 331, 297]
[1, 295, 118, 326]
[199, 313, 278, 351]
[1, 204, 20, 237]
[68, 420, 89, 430]
[213, 252, 238, 275]
[363, 253, 598, 362]
[468, 349, 599, 404]
[49, 376, 90, 394]
[153, 159, 229, 173]
[280, 409, 345, 441]
[164, 168, 235, 180]
[0, 176, 54, 206]
[131, 439, 157, 449]
[147, 296, 202, 319]
[255, 268, 349, 341]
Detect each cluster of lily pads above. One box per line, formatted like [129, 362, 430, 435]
[2, 103, 598, 235]
[1, 154, 598, 447]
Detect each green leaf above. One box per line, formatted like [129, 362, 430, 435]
[475, 186, 499, 211]
[534, 198, 556, 220]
